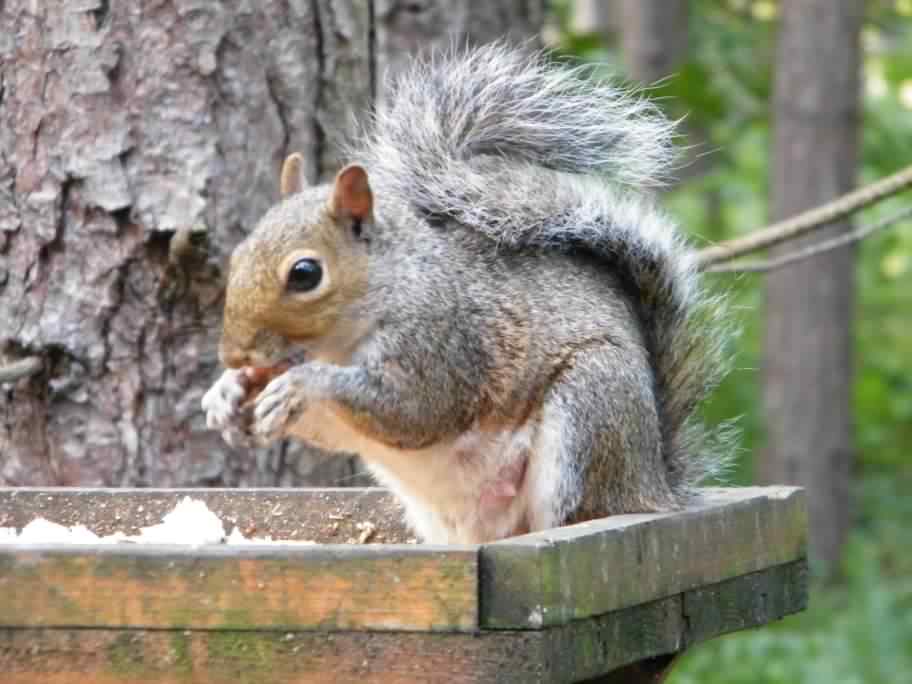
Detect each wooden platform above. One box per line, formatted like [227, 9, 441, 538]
[0, 486, 807, 683]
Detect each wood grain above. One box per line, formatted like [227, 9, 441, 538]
[0, 544, 478, 632]
[0, 561, 806, 684]
[480, 487, 807, 628]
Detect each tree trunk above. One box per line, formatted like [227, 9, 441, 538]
[618, 0, 712, 187]
[0, 1, 543, 488]
[571, 0, 621, 38]
[619, 0, 688, 85]
[374, 0, 545, 105]
[762, 0, 862, 574]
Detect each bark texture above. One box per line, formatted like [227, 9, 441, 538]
[618, 1, 712, 187]
[762, 0, 862, 573]
[0, 1, 544, 487]
[374, 0, 545, 102]
[619, 0, 688, 85]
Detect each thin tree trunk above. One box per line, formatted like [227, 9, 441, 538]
[618, 0, 713, 188]
[762, 0, 862, 574]
[571, 0, 621, 37]
[0, 1, 543, 488]
[619, 0, 688, 85]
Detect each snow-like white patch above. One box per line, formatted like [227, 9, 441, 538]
[3, 518, 126, 545]
[131, 497, 227, 545]
[0, 496, 315, 546]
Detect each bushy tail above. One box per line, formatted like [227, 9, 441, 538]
[355, 42, 734, 496]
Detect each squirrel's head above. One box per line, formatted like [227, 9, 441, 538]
[219, 154, 373, 369]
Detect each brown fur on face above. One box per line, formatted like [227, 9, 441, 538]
[219, 163, 372, 369]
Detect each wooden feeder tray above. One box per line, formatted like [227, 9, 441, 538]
[0, 486, 807, 683]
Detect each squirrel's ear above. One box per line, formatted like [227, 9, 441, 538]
[280, 153, 306, 197]
[330, 164, 373, 221]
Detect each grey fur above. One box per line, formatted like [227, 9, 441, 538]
[348, 41, 733, 502]
[208, 42, 736, 541]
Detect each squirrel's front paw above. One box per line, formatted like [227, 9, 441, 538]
[202, 369, 248, 430]
[202, 369, 261, 448]
[252, 370, 308, 446]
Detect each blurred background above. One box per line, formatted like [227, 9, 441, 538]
[550, 2, 912, 682]
[1, 1, 910, 682]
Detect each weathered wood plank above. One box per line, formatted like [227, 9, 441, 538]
[513, 560, 805, 682]
[0, 488, 408, 543]
[480, 486, 806, 628]
[1, 627, 547, 684]
[2, 486, 807, 635]
[681, 555, 808, 645]
[584, 560, 809, 684]
[0, 561, 806, 684]
[542, 593, 684, 682]
[0, 545, 478, 633]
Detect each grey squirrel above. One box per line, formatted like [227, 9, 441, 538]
[201, 42, 731, 544]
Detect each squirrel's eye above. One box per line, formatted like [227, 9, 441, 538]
[287, 258, 323, 293]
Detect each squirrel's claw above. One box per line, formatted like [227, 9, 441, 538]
[202, 370, 260, 449]
[202, 369, 249, 432]
[252, 371, 306, 446]
[202, 368, 304, 449]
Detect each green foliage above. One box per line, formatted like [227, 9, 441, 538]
[555, 0, 912, 681]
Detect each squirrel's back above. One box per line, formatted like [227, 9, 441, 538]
[349, 41, 732, 500]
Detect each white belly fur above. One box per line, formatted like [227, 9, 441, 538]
[287, 403, 539, 544]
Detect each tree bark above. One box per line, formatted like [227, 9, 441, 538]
[373, 0, 545, 106]
[617, 0, 713, 188]
[0, 1, 543, 488]
[762, 0, 862, 574]
[571, 0, 621, 38]
[619, 0, 688, 85]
